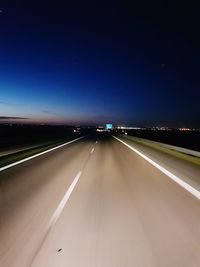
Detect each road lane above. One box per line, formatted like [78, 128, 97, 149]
[0, 136, 85, 172]
[116, 134, 200, 192]
[32, 135, 200, 267]
[113, 135, 200, 199]
[0, 136, 95, 267]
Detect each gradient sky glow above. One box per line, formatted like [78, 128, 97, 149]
[0, 1, 200, 126]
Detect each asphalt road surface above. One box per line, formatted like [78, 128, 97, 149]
[0, 134, 200, 267]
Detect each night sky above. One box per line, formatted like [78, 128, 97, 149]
[0, 1, 200, 127]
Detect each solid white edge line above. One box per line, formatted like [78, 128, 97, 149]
[112, 135, 200, 200]
[47, 171, 82, 228]
[0, 136, 85, 172]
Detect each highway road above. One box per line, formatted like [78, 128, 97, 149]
[0, 134, 200, 267]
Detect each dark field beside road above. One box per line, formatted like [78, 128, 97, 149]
[0, 124, 78, 150]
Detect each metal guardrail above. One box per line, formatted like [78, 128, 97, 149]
[121, 134, 200, 158]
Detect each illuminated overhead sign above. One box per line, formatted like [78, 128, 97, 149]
[106, 123, 113, 129]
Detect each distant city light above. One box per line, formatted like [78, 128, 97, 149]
[116, 126, 145, 130]
[178, 128, 191, 131]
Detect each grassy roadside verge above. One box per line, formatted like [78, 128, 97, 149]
[118, 134, 200, 166]
[0, 136, 80, 168]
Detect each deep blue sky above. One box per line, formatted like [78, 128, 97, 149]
[0, 0, 200, 126]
